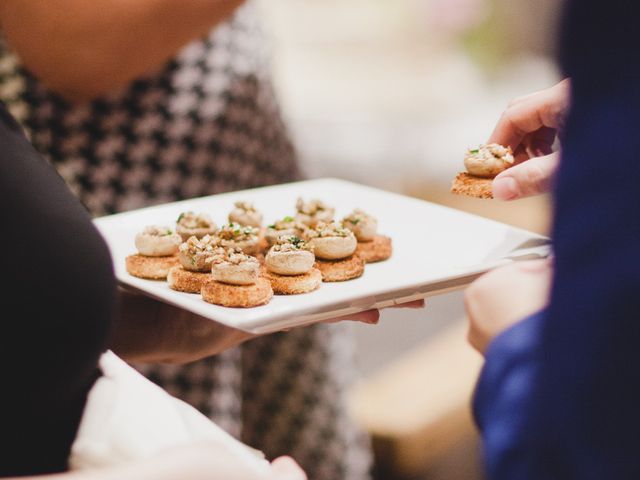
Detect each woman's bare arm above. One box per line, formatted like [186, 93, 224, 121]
[110, 287, 256, 365]
[0, 0, 244, 102]
[111, 288, 422, 365]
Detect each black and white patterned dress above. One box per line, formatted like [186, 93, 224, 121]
[0, 3, 372, 479]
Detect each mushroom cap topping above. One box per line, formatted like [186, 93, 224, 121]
[295, 198, 335, 226]
[210, 248, 260, 285]
[177, 234, 224, 272]
[265, 236, 315, 275]
[135, 225, 182, 257]
[217, 223, 261, 254]
[228, 201, 263, 228]
[307, 222, 357, 260]
[265, 216, 308, 245]
[176, 211, 218, 240]
[464, 143, 515, 178]
[343, 209, 378, 242]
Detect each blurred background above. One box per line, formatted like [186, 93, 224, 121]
[256, 1, 562, 479]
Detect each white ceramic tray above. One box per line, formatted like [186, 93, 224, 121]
[94, 178, 551, 334]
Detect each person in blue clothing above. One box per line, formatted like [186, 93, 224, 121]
[464, 0, 640, 477]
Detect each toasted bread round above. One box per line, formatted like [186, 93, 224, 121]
[167, 266, 212, 293]
[314, 254, 365, 282]
[125, 254, 180, 280]
[263, 268, 322, 295]
[201, 277, 273, 308]
[451, 172, 493, 199]
[355, 235, 392, 263]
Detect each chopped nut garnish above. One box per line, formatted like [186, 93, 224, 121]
[176, 211, 215, 229]
[142, 225, 175, 236]
[307, 221, 353, 238]
[210, 247, 258, 266]
[179, 234, 222, 257]
[218, 222, 259, 241]
[342, 208, 378, 242]
[268, 216, 306, 231]
[272, 235, 314, 253]
[296, 198, 333, 215]
[233, 201, 258, 212]
[344, 209, 375, 225]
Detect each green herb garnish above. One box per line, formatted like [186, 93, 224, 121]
[470, 148, 479, 154]
[177, 212, 185, 223]
[283, 216, 294, 222]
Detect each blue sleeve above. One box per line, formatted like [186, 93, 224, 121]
[472, 312, 552, 479]
[474, 0, 640, 478]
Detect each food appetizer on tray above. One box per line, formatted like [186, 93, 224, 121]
[295, 197, 335, 227]
[202, 248, 273, 308]
[263, 235, 322, 295]
[125, 225, 181, 280]
[122, 196, 392, 309]
[264, 216, 307, 247]
[228, 201, 263, 228]
[175, 211, 218, 241]
[217, 222, 262, 257]
[168, 235, 223, 293]
[307, 221, 365, 282]
[342, 208, 392, 263]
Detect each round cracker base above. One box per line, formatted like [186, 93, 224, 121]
[201, 277, 273, 308]
[167, 266, 211, 293]
[263, 268, 322, 295]
[450, 172, 494, 199]
[125, 254, 179, 280]
[315, 255, 365, 282]
[356, 235, 392, 263]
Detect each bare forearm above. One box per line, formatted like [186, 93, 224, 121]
[110, 288, 255, 364]
[0, 0, 244, 102]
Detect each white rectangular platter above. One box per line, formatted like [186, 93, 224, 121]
[94, 178, 551, 334]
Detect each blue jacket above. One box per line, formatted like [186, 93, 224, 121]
[473, 0, 640, 478]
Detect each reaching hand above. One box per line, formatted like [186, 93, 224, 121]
[465, 259, 552, 354]
[488, 79, 571, 200]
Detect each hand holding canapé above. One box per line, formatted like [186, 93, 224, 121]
[452, 78, 570, 200]
[451, 143, 515, 198]
[489, 78, 570, 200]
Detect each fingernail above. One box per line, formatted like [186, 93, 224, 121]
[492, 176, 519, 200]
